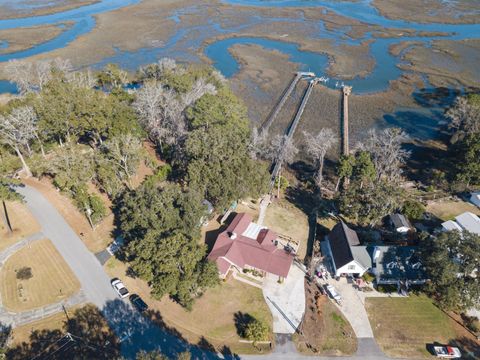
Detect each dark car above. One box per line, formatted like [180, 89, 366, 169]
[130, 294, 148, 312]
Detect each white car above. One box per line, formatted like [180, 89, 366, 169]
[111, 278, 130, 298]
[433, 345, 461, 358]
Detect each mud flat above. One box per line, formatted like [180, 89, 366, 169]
[400, 39, 480, 88]
[0, 0, 100, 20]
[372, 0, 480, 24]
[0, 23, 72, 55]
[229, 42, 422, 153]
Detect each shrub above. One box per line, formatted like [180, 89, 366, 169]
[402, 200, 426, 220]
[244, 318, 269, 344]
[273, 176, 289, 192]
[16, 267, 33, 280]
[362, 272, 375, 283]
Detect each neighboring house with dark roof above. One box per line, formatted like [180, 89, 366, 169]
[322, 222, 371, 277]
[389, 213, 413, 234]
[322, 222, 427, 284]
[208, 213, 295, 282]
[372, 246, 427, 285]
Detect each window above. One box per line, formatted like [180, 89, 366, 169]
[348, 265, 356, 270]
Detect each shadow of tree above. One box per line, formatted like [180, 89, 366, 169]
[7, 304, 119, 360]
[233, 311, 254, 338]
[103, 299, 232, 359]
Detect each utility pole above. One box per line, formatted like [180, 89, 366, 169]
[342, 86, 352, 156]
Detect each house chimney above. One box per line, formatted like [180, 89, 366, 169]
[230, 232, 237, 240]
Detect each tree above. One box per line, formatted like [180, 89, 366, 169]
[338, 180, 403, 227]
[184, 87, 269, 208]
[335, 154, 355, 191]
[422, 230, 480, 311]
[0, 106, 38, 177]
[96, 63, 128, 91]
[265, 134, 298, 197]
[244, 318, 269, 345]
[118, 182, 206, 242]
[451, 133, 480, 188]
[358, 128, 410, 183]
[136, 350, 168, 360]
[127, 231, 218, 309]
[351, 151, 376, 188]
[5, 58, 72, 94]
[446, 96, 480, 141]
[185, 126, 269, 208]
[0, 177, 22, 233]
[99, 134, 144, 189]
[303, 128, 338, 189]
[402, 200, 425, 220]
[133, 81, 184, 148]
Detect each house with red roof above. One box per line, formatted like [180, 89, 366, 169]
[208, 213, 295, 282]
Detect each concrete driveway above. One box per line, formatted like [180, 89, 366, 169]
[263, 263, 305, 334]
[321, 276, 374, 338]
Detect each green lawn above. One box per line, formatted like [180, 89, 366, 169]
[366, 296, 457, 359]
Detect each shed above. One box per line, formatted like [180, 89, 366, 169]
[470, 192, 480, 208]
[389, 213, 413, 233]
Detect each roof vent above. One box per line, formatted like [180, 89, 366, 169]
[230, 232, 237, 240]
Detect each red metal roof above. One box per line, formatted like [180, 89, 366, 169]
[208, 213, 294, 278]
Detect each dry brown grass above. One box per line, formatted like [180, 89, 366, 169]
[105, 258, 272, 354]
[0, 239, 80, 312]
[0, 201, 41, 252]
[22, 177, 114, 253]
[9, 305, 82, 345]
[294, 279, 357, 355]
[427, 199, 480, 221]
[263, 198, 309, 259]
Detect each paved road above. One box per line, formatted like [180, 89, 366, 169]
[17, 184, 394, 360]
[243, 335, 392, 360]
[16, 185, 219, 359]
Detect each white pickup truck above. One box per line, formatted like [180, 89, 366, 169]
[433, 345, 461, 358]
[326, 285, 342, 304]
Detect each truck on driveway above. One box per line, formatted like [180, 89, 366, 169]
[326, 284, 342, 305]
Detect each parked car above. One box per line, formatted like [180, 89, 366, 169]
[111, 278, 129, 298]
[326, 284, 342, 304]
[130, 294, 148, 312]
[433, 345, 461, 358]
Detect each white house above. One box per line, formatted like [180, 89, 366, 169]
[470, 192, 480, 208]
[322, 222, 371, 277]
[442, 211, 480, 236]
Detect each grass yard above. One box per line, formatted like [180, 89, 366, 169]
[294, 279, 357, 355]
[366, 296, 458, 359]
[105, 258, 273, 354]
[0, 201, 41, 252]
[427, 199, 480, 221]
[9, 304, 82, 345]
[263, 198, 309, 259]
[0, 239, 80, 312]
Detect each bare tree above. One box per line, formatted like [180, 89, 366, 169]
[5, 58, 73, 94]
[248, 127, 268, 160]
[303, 128, 338, 189]
[358, 128, 410, 183]
[134, 78, 216, 149]
[0, 107, 38, 177]
[101, 134, 143, 189]
[266, 134, 298, 196]
[446, 96, 480, 138]
[182, 78, 217, 107]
